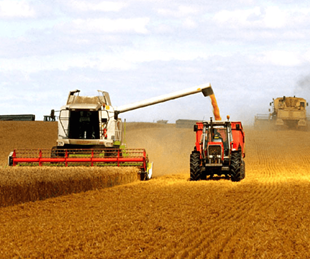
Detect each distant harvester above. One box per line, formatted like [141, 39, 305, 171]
[254, 96, 308, 130]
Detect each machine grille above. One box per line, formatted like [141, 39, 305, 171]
[208, 145, 222, 156]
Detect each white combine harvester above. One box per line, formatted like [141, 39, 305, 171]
[9, 83, 214, 180]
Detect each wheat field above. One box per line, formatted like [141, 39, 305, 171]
[0, 121, 310, 258]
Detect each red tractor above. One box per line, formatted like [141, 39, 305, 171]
[190, 117, 245, 182]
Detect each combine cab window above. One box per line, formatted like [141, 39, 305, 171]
[68, 111, 99, 139]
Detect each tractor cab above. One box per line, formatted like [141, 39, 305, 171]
[208, 127, 229, 149]
[195, 118, 232, 163]
[204, 121, 232, 163]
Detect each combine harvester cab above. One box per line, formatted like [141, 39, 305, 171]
[190, 117, 245, 182]
[9, 84, 214, 180]
[255, 96, 308, 130]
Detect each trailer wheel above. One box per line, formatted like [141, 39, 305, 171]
[231, 151, 242, 182]
[241, 160, 245, 179]
[190, 151, 201, 181]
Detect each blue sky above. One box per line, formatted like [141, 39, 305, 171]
[1, 0, 310, 124]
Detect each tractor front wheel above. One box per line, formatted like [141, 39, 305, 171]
[190, 151, 201, 181]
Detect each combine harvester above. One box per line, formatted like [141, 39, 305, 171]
[254, 96, 308, 130]
[8, 84, 214, 180]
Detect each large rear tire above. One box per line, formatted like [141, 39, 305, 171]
[190, 151, 201, 181]
[231, 151, 242, 182]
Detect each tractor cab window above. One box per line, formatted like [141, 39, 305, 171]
[212, 127, 227, 141]
[212, 127, 229, 152]
[213, 129, 223, 142]
[200, 126, 229, 155]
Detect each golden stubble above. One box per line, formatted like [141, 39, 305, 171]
[0, 122, 310, 258]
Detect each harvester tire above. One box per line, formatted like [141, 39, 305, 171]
[190, 151, 201, 181]
[140, 172, 146, 181]
[51, 146, 66, 158]
[51, 146, 57, 158]
[231, 151, 242, 182]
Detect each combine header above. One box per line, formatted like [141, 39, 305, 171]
[8, 84, 214, 180]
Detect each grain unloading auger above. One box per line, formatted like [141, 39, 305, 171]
[8, 83, 214, 180]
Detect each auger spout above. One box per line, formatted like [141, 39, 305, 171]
[115, 83, 213, 113]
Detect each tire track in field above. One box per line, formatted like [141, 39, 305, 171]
[139, 128, 309, 258]
[215, 182, 284, 259]
[146, 176, 282, 259]
[179, 181, 282, 259]
[150, 129, 288, 258]
[144, 181, 257, 258]
[206, 129, 310, 258]
[213, 130, 284, 257]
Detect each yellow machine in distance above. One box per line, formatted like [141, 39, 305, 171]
[255, 96, 308, 130]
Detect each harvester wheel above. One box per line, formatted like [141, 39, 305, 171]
[231, 151, 242, 182]
[51, 146, 57, 158]
[190, 151, 201, 181]
[51, 146, 66, 158]
[140, 172, 146, 181]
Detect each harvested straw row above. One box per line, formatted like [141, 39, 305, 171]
[0, 167, 140, 207]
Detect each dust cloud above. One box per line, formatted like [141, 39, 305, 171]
[125, 123, 195, 176]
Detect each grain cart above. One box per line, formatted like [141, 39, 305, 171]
[254, 96, 308, 130]
[8, 84, 214, 180]
[190, 117, 245, 182]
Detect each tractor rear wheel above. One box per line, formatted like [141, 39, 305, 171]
[190, 151, 201, 181]
[231, 151, 242, 182]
